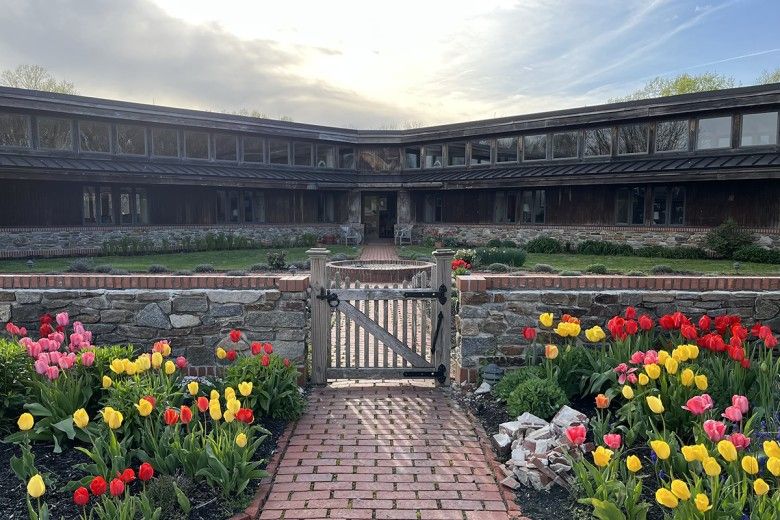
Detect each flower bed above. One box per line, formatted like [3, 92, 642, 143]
[465, 307, 780, 518]
[1, 314, 302, 519]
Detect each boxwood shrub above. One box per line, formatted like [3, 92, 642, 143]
[733, 245, 780, 264]
[524, 236, 564, 254]
[474, 247, 527, 267]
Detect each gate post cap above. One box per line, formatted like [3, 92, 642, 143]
[432, 248, 455, 257]
[306, 248, 331, 256]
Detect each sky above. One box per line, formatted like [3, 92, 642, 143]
[0, 0, 778, 128]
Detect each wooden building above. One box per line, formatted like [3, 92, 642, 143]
[0, 84, 779, 255]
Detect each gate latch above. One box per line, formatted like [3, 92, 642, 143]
[316, 288, 340, 308]
[402, 364, 447, 384]
[402, 284, 448, 305]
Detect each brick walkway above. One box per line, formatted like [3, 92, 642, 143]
[359, 243, 400, 261]
[260, 381, 514, 520]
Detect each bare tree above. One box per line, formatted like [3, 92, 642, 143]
[757, 68, 780, 85]
[1, 64, 78, 94]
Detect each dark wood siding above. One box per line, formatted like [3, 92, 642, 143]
[0, 180, 82, 226]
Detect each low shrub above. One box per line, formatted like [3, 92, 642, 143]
[585, 263, 608, 274]
[66, 258, 94, 273]
[250, 263, 268, 272]
[493, 365, 544, 400]
[635, 245, 708, 259]
[486, 239, 504, 248]
[649, 264, 675, 274]
[148, 264, 169, 273]
[487, 263, 510, 272]
[506, 377, 568, 420]
[226, 270, 247, 277]
[110, 268, 130, 275]
[0, 339, 34, 432]
[704, 218, 754, 258]
[524, 236, 564, 254]
[532, 263, 558, 273]
[625, 270, 646, 276]
[559, 270, 581, 276]
[577, 240, 634, 256]
[733, 244, 780, 264]
[267, 251, 287, 270]
[93, 264, 113, 274]
[193, 264, 215, 273]
[500, 239, 518, 248]
[223, 351, 304, 420]
[454, 248, 476, 265]
[474, 247, 526, 267]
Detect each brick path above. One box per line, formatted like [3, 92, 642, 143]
[359, 243, 400, 261]
[260, 381, 514, 520]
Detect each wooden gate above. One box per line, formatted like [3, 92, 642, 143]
[308, 248, 454, 385]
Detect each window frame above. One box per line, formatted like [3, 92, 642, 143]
[469, 139, 493, 166]
[739, 111, 779, 148]
[337, 146, 355, 169]
[495, 136, 519, 163]
[423, 144, 443, 168]
[617, 123, 650, 155]
[37, 116, 74, 152]
[615, 187, 646, 226]
[115, 124, 147, 157]
[695, 115, 733, 151]
[551, 132, 578, 159]
[0, 112, 32, 149]
[242, 136, 264, 164]
[293, 141, 314, 167]
[445, 142, 467, 167]
[650, 185, 686, 226]
[403, 146, 421, 169]
[522, 134, 547, 161]
[654, 119, 690, 154]
[77, 120, 112, 155]
[150, 127, 180, 158]
[583, 127, 613, 158]
[213, 133, 238, 162]
[183, 130, 211, 160]
[268, 139, 290, 165]
[315, 144, 337, 168]
[82, 186, 98, 225]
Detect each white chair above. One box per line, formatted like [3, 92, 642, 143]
[341, 225, 362, 246]
[395, 225, 413, 245]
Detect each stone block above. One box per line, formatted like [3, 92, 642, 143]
[755, 297, 780, 320]
[209, 304, 243, 318]
[0, 304, 10, 322]
[206, 290, 261, 304]
[270, 340, 305, 361]
[16, 292, 43, 304]
[246, 311, 304, 329]
[172, 296, 208, 313]
[170, 314, 201, 328]
[275, 329, 306, 341]
[460, 334, 497, 358]
[492, 433, 511, 458]
[551, 406, 588, 429]
[499, 421, 522, 438]
[135, 303, 171, 330]
[100, 309, 134, 323]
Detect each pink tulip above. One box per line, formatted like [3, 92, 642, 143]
[48, 332, 64, 344]
[731, 395, 749, 414]
[73, 322, 86, 335]
[728, 432, 751, 450]
[49, 351, 61, 365]
[19, 337, 32, 348]
[45, 365, 60, 380]
[84, 331, 92, 343]
[643, 350, 659, 365]
[69, 333, 83, 348]
[37, 352, 50, 365]
[565, 424, 587, 445]
[722, 405, 743, 422]
[27, 342, 42, 359]
[629, 351, 646, 364]
[34, 358, 49, 375]
[627, 373, 638, 384]
[682, 394, 713, 415]
[603, 433, 622, 450]
[58, 353, 76, 370]
[56, 312, 69, 328]
[703, 420, 726, 442]
[175, 356, 188, 369]
[19, 327, 27, 336]
[80, 351, 95, 367]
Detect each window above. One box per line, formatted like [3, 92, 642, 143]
[496, 137, 518, 163]
[358, 147, 401, 171]
[552, 132, 577, 158]
[697, 116, 732, 149]
[424, 145, 443, 168]
[404, 146, 421, 169]
[338, 147, 355, 169]
[741, 112, 778, 146]
[652, 186, 685, 225]
[268, 140, 289, 164]
[242, 191, 253, 222]
[135, 189, 149, 224]
[494, 191, 518, 223]
[214, 134, 237, 161]
[615, 187, 645, 225]
[521, 190, 545, 224]
[316, 145, 336, 168]
[470, 140, 492, 165]
[116, 124, 146, 155]
[317, 193, 335, 222]
[185, 131, 209, 159]
[655, 120, 689, 152]
[253, 192, 266, 222]
[38, 117, 72, 150]
[227, 191, 240, 223]
[78, 121, 111, 153]
[216, 191, 227, 223]
[294, 142, 313, 166]
[243, 136, 263, 163]
[523, 135, 547, 160]
[152, 128, 179, 157]
[99, 187, 113, 224]
[119, 188, 133, 224]
[423, 193, 443, 223]
[618, 124, 649, 154]
[0, 113, 30, 148]
[584, 128, 612, 157]
[83, 187, 97, 224]
[447, 142, 466, 166]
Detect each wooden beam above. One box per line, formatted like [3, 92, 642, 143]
[326, 367, 432, 379]
[330, 288, 439, 301]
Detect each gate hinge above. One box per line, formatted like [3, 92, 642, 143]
[402, 364, 447, 384]
[316, 288, 340, 308]
[402, 284, 448, 305]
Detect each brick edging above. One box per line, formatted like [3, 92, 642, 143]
[0, 274, 309, 292]
[456, 274, 780, 292]
[454, 391, 528, 520]
[229, 417, 300, 520]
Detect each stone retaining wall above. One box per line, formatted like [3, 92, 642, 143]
[453, 274, 780, 382]
[414, 223, 780, 249]
[0, 275, 310, 376]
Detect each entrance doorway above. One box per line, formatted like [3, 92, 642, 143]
[361, 192, 396, 242]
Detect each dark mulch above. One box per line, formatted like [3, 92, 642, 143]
[0, 417, 288, 520]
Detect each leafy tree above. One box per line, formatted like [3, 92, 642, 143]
[757, 68, 780, 85]
[611, 72, 736, 102]
[0, 64, 78, 94]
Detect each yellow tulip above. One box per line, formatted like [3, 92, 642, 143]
[702, 457, 722, 476]
[135, 398, 153, 417]
[544, 344, 559, 360]
[162, 342, 171, 357]
[626, 455, 642, 473]
[17, 412, 34, 431]
[210, 389, 220, 400]
[670, 480, 690, 500]
[592, 446, 613, 467]
[657, 350, 669, 365]
[164, 360, 175, 375]
[209, 399, 222, 421]
[187, 381, 199, 396]
[638, 373, 649, 386]
[764, 441, 780, 459]
[754, 478, 770, 496]
[655, 488, 678, 509]
[238, 381, 253, 397]
[621, 385, 634, 400]
[73, 408, 89, 429]
[694, 374, 708, 390]
[741, 455, 759, 475]
[102, 406, 116, 424]
[568, 322, 581, 337]
[646, 395, 665, 414]
[27, 474, 45, 498]
[235, 432, 248, 448]
[694, 493, 712, 513]
[585, 325, 606, 342]
[224, 387, 236, 401]
[680, 368, 694, 387]
[137, 354, 151, 371]
[216, 347, 227, 360]
[645, 364, 661, 380]
[110, 358, 125, 374]
[767, 457, 780, 477]
[650, 440, 671, 460]
[664, 357, 678, 375]
[681, 444, 708, 463]
[102, 375, 112, 389]
[102, 407, 123, 429]
[224, 409, 235, 423]
[717, 440, 737, 462]
[124, 360, 138, 376]
[539, 313, 554, 328]
[151, 351, 163, 369]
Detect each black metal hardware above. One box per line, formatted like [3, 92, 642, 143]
[430, 310, 444, 355]
[402, 364, 447, 384]
[402, 284, 448, 305]
[316, 288, 340, 308]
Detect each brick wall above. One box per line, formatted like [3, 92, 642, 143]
[0, 274, 310, 376]
[453, 274, 780, 383]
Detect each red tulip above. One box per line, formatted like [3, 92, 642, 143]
[565, 424, 587, 445]
[261, 354, 270, 367]
[625, 320, 638, 335]
[226, 349, 237, 362]
[180, 405, 193, 424]
[251, 342, 263, 355]
[229, 329, 241, 343]
[681, 324, 698, 340]
[138, 462, 154, 482]
[765, 334, 778, 349]
[89, 476, 107, 496]
[698, 315, 711, 331]
[109, 478, 124, 497]
[118, 468, 135, 484]
[263, 342, 274, 354]
[283, 358, 291, 368]
[638, 314, 653, 331]
[142, 395, 156, 408]
[176, 356, 188, 369]
[624, 307, 636, 320]
[603, 433, 622, 450]
[197, 396, 209, 412]
[73, 486, 89, 506]
[236, 408, 254, 424]
[522, 327, 537, 341]
[163, 408, 179, 426]
[740, 358, 751, 369]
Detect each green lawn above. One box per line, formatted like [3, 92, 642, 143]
[398, 245, 780, 275]
[0, 246, 360, 274]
